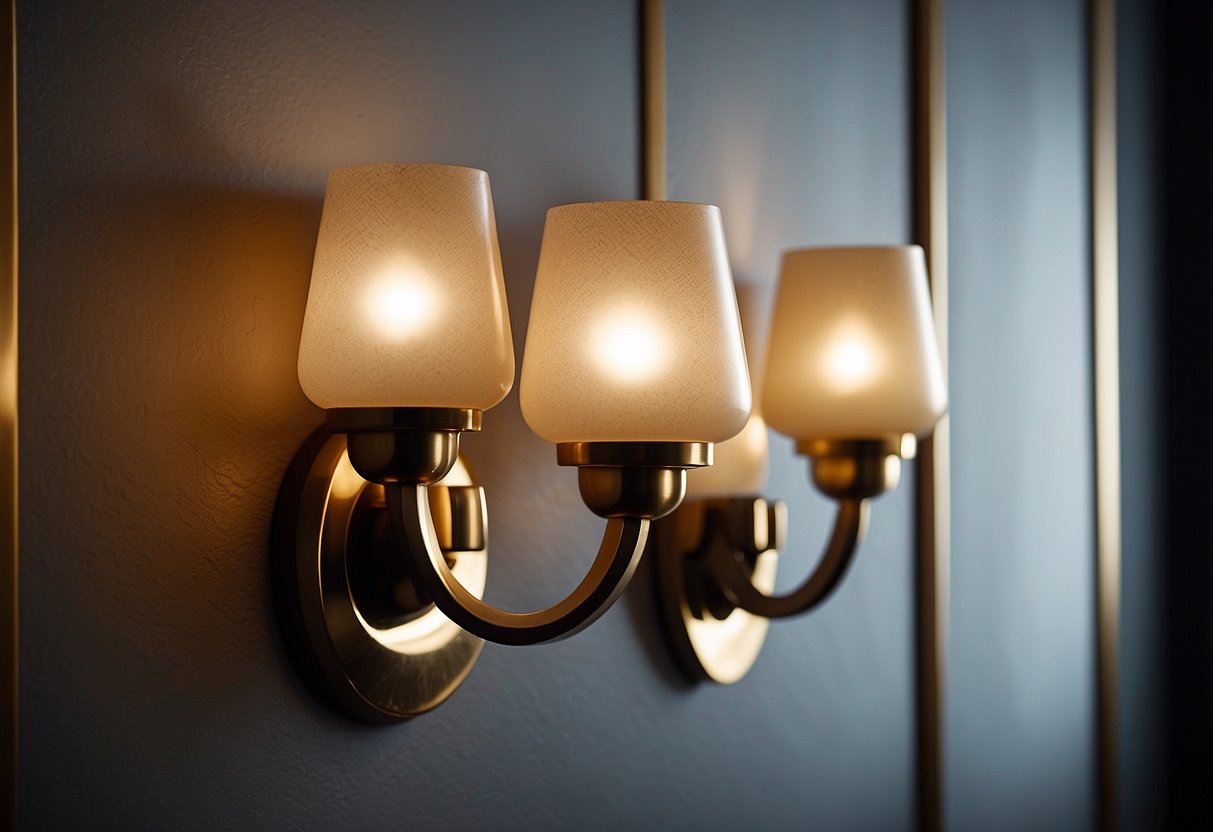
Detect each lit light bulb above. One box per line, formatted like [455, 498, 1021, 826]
[519, 200, 750, 443]
[365, 270, 439, 341]
[762, 246, 946, 440]
[296, 164, 515, 411]
[590, 310, 669, 382]
[826, 336, 876, 391]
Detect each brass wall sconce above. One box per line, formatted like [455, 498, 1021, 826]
[272, 164, 751, 722]
[653, 247, 947, 683]
[272, 164, 945, 719]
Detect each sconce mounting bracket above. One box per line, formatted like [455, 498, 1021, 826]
[271, 428, 488, 723]
[653, 497, 784, 683]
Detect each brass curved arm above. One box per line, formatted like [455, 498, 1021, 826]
[707, 498, 869, 619]
[387, 484, 650, 646]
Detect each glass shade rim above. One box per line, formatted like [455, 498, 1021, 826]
[545, 199, 721, 216]
[781, 243, 924, 257]
[324, 161, 489, 180]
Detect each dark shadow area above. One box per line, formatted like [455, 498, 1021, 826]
[16, 181, 377, 808]
[1157, 1, 1213, 827]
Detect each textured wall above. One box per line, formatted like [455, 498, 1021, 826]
[664, 1, 916, 829]
[17, 0, 1105, 829]
[17, 1, 920, 829]
[945, 0, 1095, 828]
[18, 0, 645, 828]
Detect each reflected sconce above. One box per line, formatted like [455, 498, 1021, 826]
[653, 246, 947, 683]
[272, 164, 751, 722]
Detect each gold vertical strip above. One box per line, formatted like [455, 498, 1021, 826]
[1090, 0, 1120, 829]
[0, 0, 15, 826]
[912, 0, 948, 830]
[641, 0, 666, 201]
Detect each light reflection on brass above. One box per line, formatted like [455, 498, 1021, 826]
[642, 0, 666, 202]
[390, 485, 652, 647]
[556, 440, 711, 468]
[653, 498, 783, 684]
[276, 415, 712, 712]
[653, 436, 915, 676]
[1091, 0, 1121, 826]
[557, 441, 710, 520]
[271, 430, 486, 723]
[912, 0, 950, 827]
[428, 485, 486, 553]
[799, 435, 912, 501]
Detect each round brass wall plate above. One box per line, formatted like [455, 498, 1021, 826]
[272, 430, 487, 723]
[653, 504, 779, 684]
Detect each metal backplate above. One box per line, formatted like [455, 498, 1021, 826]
[653, 500, 778, 684]
[271, 429, 487, 723]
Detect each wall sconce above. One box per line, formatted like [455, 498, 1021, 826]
[653, 246, 947, 683]
[272, 164, 751, 722]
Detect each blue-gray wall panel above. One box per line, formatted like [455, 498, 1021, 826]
[946, 0, 1095, 828]
[1115, 2, 1165, 827]
[666, 2, 914, 828]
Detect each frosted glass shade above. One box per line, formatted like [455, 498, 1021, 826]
[520, 201, 751, 443]
[685, 413, 769, 497]
[297, 164, 514, 410]
[687, 284, 769, 497]
[762, 246, 946, 440]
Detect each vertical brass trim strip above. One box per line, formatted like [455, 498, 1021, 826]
[1090, 0, 1120, 829]
[641, 0, 666, 201]
[0, 0, 15, 825]
[912, 0, 948, 829]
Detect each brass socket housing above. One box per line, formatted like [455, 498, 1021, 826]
[797, 434, 917, 500]
[557, 441, 712, 520]
[326, 408, 482, 485]
[576, 467, 685, 520]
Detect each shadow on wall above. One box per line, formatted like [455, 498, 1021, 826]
[21, 184, 328, 721]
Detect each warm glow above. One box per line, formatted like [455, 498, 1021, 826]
[519, 200, 750, 443]
[297, 164, 514, 410]
[329, 452, 366, 499]
[762, 246, 947, 439]
[824, 322, 883, 395]
[590, 310, 670, 382]
[824, 337, 873, 390]
[737, 414, 768, 462]
[685, 411, 769, 498]
[365, 267, 439, 341]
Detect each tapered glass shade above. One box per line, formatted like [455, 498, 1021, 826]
[762, 246, 946, 440]
[297, 164, 514, 410]
[520, 201, 751, 443]
[685, 413, 769, 497]
[687, 284, 769, 497]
